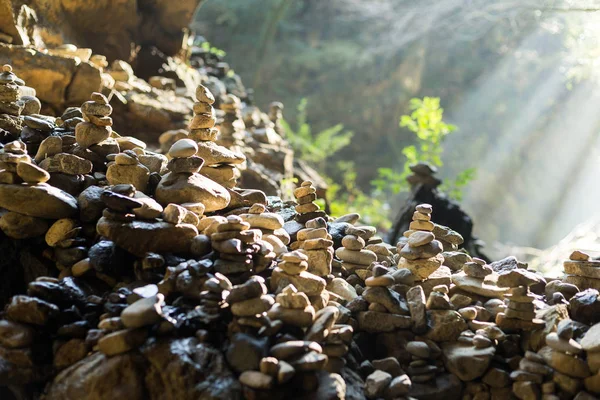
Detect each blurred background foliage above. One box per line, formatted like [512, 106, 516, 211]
[194, 0, 600, 257]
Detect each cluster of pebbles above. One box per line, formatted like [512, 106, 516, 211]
[1, 65, 600, 400]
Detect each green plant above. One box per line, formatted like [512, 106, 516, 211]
[281, 98, 353, 171]
[372, 96, 475, 201]
[326, 161, 391, 231]
[200, 41, 227, 58]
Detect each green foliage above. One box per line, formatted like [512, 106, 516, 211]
[372, 96, 474, 201]
[200, 41, 227, 58]
[281, 98, 353, 167]
[326, 161, 391, 230]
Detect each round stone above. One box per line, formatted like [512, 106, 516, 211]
[416, 204, 432, 213]
[407, 231, 435, 247]
[168, 139, 198, 159]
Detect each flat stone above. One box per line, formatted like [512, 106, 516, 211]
[121, 295, 165, 329]
[497, 268, 543, 288]
[564, 261, 600, 279]
[539, 346, 591, 378]
[239, 371, 273, 390]
[96, 217, 198, 257]
[399, 240, 443, 261]
[408, 231, 435, 247]
[231, 295, 274, 317]
[335, 247, 377, 266]
[357, 311, 412, 333]
[271, 267, 326, 296]
[398, 253, 444, 280]
[0, 183, 78, 219]
[451, 272, 508, 298]
[16, 161, 50, 183]
[97, 329, 148, 356]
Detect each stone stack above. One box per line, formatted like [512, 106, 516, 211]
[227, 276, 273, 320]
[563, 250, 600, 291]
[106, 150, 150, 192]
[75, 92, 117, 154]
[97, 293, 166, 357]
[38, 151, 94, 196]
[268, 284, 315, 328]
[496, 285, 544, 332]
[335, 234, 377, 281]
[188, 85, 245, 189]
[218, 94, 246, 150]
[405, 340, 442, 384]
[581, 323, 600, 396]
[433, 224, 465, 251]
[294, 217, 334, 277]
[365, 240, 395, 265]
[241, 203, 290, 252]
[197, 272, 233, 323]
[293, 180, 327, 224]
[268, 101, 284, 137]
[0, 64, 31, 138]
[451, 257, 507, 303]
[210, 215, 257, 276]
[362, 263, 407, 315]
[0, 143, 79, 239]
[0, 140, 32, 183]
[397, 204, 444, 281]
[538, 320, 591, 396]
[271, 251, 327, 310]
[155, 138, 231, 213]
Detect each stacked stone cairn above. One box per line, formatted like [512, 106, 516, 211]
[406, 162, 442, 189]
[227, 275, 274, 323]
[293, 180, 327, 224]
[0, 65, 41, 139]
[218, 93, 247, 150]
[268, 101, 285, 137]
[189, 85, 245, 189]
[336, 233, 378, 283]
[293, 217, 334, 277]
[507, 350, 553, 399]
[451, 257, 508, 305]
[537, 319, 591, 398]
[106, 149, 150, 192]
[74, 92, 120, 167]
[271, 251, 327, 311]
[155, 137, 231, 213]
[496, 269, 545, 331]
[563, 250, 600, 291]
[269, 283, 315, 329]
[210, 215, 257, 277]
[397, 203, 444, 281]
[241, 202, 290, 258]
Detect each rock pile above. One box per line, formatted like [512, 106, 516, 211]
[3, 56, 600, 400]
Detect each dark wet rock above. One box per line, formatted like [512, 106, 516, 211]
[226, 333, 268, 373]
[570, 289, 600, 325]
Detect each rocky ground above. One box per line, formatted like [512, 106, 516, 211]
[0, 64, 598, 400]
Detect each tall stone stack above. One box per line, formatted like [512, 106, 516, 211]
[268, 283, 315, 328]
[0, 65, 40, 138]
[293, 180, 327, 224]
[210, 215, 258, 277]
[106, 150, 150, 192]
[397, 204, 444, 281]
[268, 101, 284, 137]
[563, 250, 600, 291]
[218, 94, 246, 149]
[188, 85, 245, 189]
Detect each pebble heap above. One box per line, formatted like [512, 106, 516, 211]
[1, 62, 600, 400]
